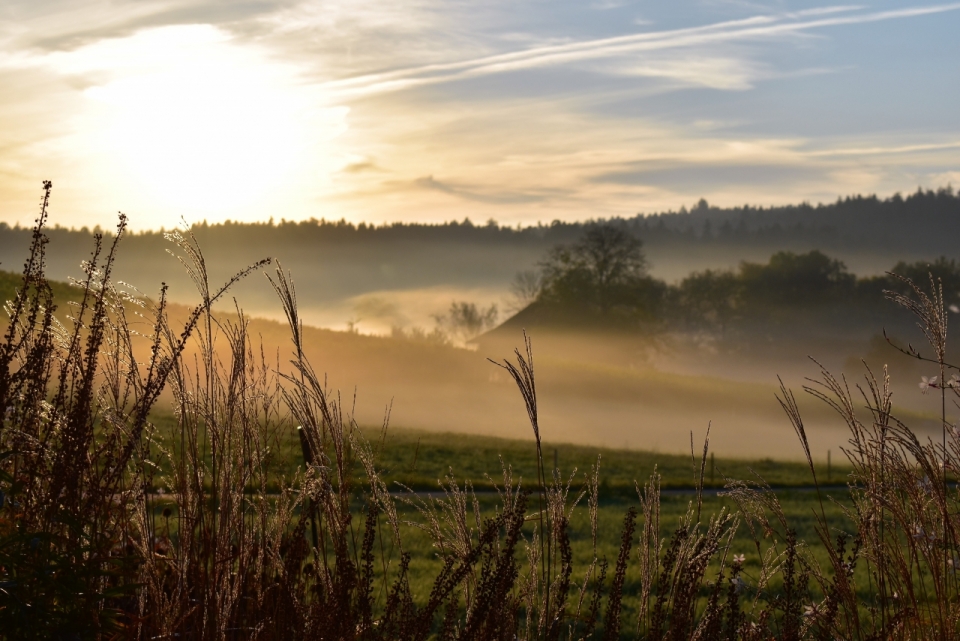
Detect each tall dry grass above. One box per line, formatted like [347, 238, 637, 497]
[2, 183, 960, 639]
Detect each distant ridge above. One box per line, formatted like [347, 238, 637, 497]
[0, 186, 956, 317]
[3, 185, 957, 251]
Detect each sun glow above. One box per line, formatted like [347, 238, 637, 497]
[55, 25, 347, 226]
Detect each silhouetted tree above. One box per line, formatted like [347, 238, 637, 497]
[889, 257, 960, 306]
[738, 250, 854, 309]
[434, 301, 499, 344]
[678, 269, 739, 336]
[540, 224, 649, 314]
[507, 270, 543, 313]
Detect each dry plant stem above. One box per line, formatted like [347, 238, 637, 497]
[636, 470, 662, 636]
[602, 507, 636, 641]
[858, 362, 893, 630]
[777, 375, 826, 525]
[268, 263, 328, 561]
[780, 338, 960, 636]
[0, 185, 265, 637]
[690, 424, 711, 522]
[0, 181, 52, 407]
[885, 271, 959, 636]
[268, 264, 333, 564]
[589, 455, 600, 556]
[491, 330, 554, 636]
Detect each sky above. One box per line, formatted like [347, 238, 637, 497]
[0, 1, 958, 230]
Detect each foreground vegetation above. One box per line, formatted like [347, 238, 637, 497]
[2, 183, 960, 639]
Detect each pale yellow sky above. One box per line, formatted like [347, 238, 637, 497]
[1, 1, 958, 230]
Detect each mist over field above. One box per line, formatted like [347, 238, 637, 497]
[5, 188, 960, 324]
[2, 189, 956, 459]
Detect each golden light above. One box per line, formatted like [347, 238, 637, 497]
[51, 25, 348, 226]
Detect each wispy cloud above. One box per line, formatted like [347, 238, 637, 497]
[588, 53, 765, 90]
[317, 4, 960, 98]
[412, 175, 568, 205]
[589, 0, 629, 10]
[0, 0, 957, 229]
[2, 0, 276, 51]
[591, 162, 828, 190]
[805, 140, 960, 157]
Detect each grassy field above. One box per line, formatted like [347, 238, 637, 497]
[144, 413, 862, 635]
[147, 407, 860, 612]
[148, 408, 850, 494]
[346, 426, 847, 492]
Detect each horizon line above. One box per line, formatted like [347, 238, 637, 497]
[2, 183, 954, 235]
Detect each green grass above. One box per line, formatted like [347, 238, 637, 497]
[146, 408, 850, 495]
[361, 426, 849, 494]
[144, 476, 858, 625]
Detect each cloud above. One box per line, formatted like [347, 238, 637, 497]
[352, 295, 408, 326]
[1, 0, 958, 230]
[250, 0, 461, 75]
[341, 160, 382, 173]
[588, 51, 764, 90]
[4, 0, 288, 52]
[590, 0, 629, 9]
[805, 140, 960, 158]
[316, 3, 960, 98]
[412, 175, 566, 205]
[591, 162, 828, 189]
[927, 171, 960, 187]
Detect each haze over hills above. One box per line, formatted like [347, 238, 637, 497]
[0, 188, 956, 458]
[2, 187, 958, 335]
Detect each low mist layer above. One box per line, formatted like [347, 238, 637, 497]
[1, 188, 957, 458]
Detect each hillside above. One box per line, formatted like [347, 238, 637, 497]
[0, 258, 946, 460]
[0, 187, 957, 333]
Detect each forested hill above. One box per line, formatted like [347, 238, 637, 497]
[636, 186, 960, 252]
[3, 185, 958, 250]
[0, 187, 956, 323]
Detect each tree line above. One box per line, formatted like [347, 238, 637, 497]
[506, 222, 960, 343]
[1, 185, 957, 252]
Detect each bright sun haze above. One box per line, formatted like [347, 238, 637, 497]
[41, 24, 347, 227]
[0, 1, 957, 229]
[79, 27, 321, 215]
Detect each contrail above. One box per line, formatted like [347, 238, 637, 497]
[318, 3, 960, 98]
[807, 140, 960, 157]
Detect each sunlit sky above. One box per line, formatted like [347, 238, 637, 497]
[1, 1, 958, 230]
